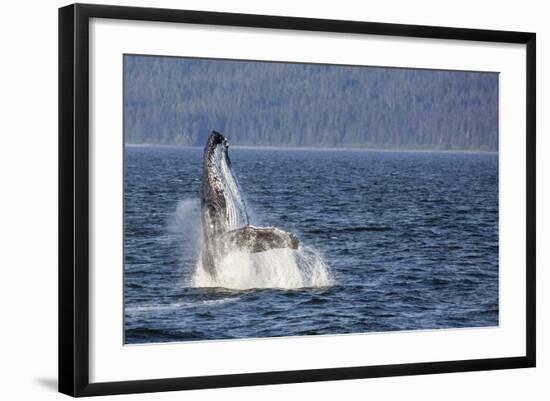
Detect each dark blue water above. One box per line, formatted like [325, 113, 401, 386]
[124, 146, 498, 344]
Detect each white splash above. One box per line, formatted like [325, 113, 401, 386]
[192, 245, 332, 290]
[169, 197, 333, 290]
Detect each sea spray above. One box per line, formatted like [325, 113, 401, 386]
[167, 198, 202, 284]
[168, 194, 333, 290]
[192, 246, 332, 290]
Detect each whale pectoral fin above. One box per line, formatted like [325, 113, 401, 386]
[220, 226, 299, 253]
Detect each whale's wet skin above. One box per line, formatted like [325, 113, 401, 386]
[199, 132, 302, 281]
[124, 144, 499, 344]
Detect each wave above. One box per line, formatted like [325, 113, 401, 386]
[125, 327, 204, 342]
[308, 226, 392, 234]
[125, 297, 241, 314]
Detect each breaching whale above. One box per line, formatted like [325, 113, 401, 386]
[200, 130, 299, 277]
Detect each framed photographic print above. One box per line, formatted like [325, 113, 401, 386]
[58, 3, 536, 397]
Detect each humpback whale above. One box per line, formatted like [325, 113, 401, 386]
[200, 131, 299, 277]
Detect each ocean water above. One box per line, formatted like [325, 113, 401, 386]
[124, 146, 499, 344]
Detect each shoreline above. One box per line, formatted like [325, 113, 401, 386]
[125, 143, 498, 154]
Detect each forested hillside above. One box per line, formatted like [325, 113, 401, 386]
[124, 55, 498, 151]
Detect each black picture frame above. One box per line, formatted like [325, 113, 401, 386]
[59, 3, 536, 397]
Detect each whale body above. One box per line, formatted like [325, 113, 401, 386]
[200, 131, 299, 277]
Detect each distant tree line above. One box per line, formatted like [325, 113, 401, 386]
[124, 55, 499, 151]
